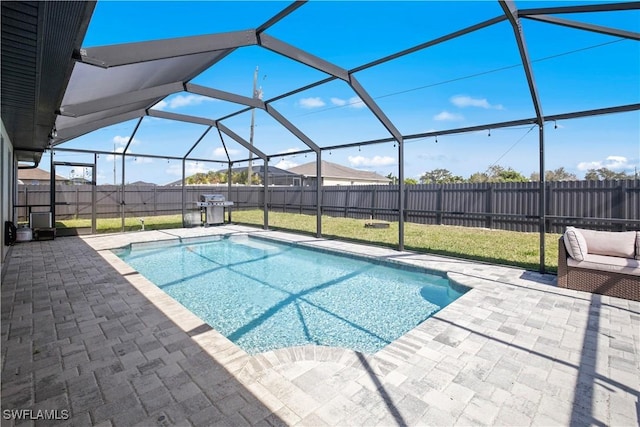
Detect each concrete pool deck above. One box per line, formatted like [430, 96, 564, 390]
[1, 225, 638, 426]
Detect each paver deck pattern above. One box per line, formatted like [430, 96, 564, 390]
[1, 225, 638, 426]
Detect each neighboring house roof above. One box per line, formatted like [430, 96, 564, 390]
[287, 161, 391, 182]
[17, 167, 66, 182]
[129, 181, 156, 186]
[225, 165, 301, 177]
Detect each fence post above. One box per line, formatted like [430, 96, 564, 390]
[436, 185, 443, 225]
[344, 187, 350, 217]
[486, 184, 493, 229]
[75, 186, 79, 219]
[24, 186, 28, 222]
[404, 185, 409, 223]
[546, 182, 553, 232]
[154, 186, 157, 216]
[371, 186, 377, 220]
[619, 180, 627, 231]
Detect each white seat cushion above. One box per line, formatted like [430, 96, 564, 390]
[567, 253, 640, 277]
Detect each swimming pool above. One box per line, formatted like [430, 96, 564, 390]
[115, 234, 469, 354]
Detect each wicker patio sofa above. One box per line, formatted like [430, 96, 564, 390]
[558, 227, 640, 301]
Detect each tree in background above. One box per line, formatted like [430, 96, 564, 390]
[404, 177, 419, 185]
[419, 168, 464, 184]
[584, 167, 634, 180]
[530, 167, 577, 182]
[185, 171, 228, 185]
[185, 170, 267, 185]
[467, 165, 528, 183]
[233, 170, 262, 185]
[386, 173, 419, 185]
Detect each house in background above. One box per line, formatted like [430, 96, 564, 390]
[287, 160, 391, 186]
[17, 167, 66, 185]
[228, 165, 302, 186]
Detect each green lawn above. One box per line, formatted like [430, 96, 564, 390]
[56, 215, 184, 234]
[56, 210, 560, 272]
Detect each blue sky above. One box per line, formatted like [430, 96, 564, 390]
[49, 1, 639, 184]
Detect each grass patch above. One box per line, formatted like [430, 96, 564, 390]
[56, 214, 184, 234]
[231, 210, 560, 272]
[56, 210, 559, 272]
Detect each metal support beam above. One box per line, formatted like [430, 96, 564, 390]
[147, 109, 214, 127]
[538, 124, 546, 274]
[256, 1, 307, 34]
[316, 151, 322, 238]
[50, 149, 55, 227]
[186, 83, 264, 108]
[53, 109, 147, 145]
[398, 140, 405, 252]
[518, 2, 639, 16]
[500, 0, 546, 273]
[347, 74, 405, 249]
[216, 128, 232, 163]
[49, 146, 229, 164]
[121, 118, 143, 232]
[227, 163, 233, 223]
[183, 126, 213, 160]
[351, 15, 507, 73]
[147, 109, 269, 161]
[181, 158, 186, 227]
[92, 153, 97, 234]
[216, 123, 268, 161]
[258, 34, 350, 81]
[499, 1, 544, 123]
[348, 75, 403, 144]
[523, 15, 640, 40]
[263, 158, 269, 230]
[265, 105, 321, 153]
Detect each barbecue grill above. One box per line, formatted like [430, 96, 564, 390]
[196, 194, 234, 225]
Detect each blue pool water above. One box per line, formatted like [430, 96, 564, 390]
[115, 235, 468, 354]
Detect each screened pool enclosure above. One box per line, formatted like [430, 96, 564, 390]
[6, 1, 639, 273]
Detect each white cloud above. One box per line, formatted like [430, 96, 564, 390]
[332, 96, 366, 109]
[348, 155, 396, 167]
[276, 159, 299, 170]
[277, 147, 302, 154]
[152, 100, 168, 110]
[213, 147, 240, 157]
[434, 111, 464, 121]
[150, 95, 213, 111]
[166, 161, 213, 177]
[105, 146, 125, 162]
[347, 96, 366, 109]
[577, 155, 635, 171]
[167, 94, 213, 109]
[450, 95, 503, 110]
[113, 135, 139, 146]
[298, 97, 325, 108]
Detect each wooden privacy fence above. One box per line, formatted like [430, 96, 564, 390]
[17, 180, 640, 233]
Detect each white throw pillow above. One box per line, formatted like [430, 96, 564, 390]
[636, 231, 640, 260]
[564, 227, 588, 261]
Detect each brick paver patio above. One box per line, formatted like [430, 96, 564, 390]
[2, 225, 638, 426]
